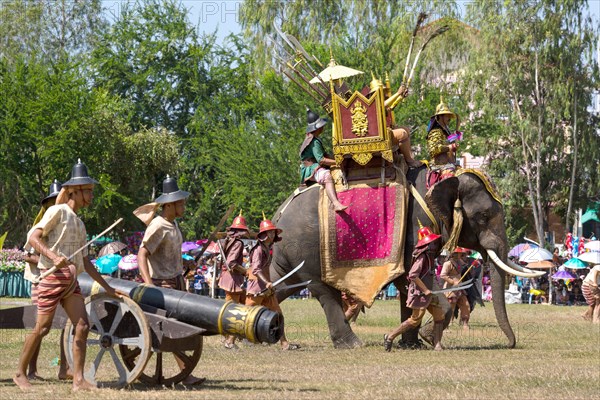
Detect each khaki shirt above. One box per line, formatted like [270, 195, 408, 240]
[141, 215, 183, 280]
[26, 204, 87, 276]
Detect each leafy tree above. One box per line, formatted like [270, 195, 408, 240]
[464, 0, 599, 246]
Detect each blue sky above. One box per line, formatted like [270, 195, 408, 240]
[102, 1, 599, 48]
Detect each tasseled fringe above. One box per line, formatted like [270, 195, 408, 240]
[133, 203, 160, 226]
[442, 198, 463, 254]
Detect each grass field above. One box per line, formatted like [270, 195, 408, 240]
[1, 297, 599, 400]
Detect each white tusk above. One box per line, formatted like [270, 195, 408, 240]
[506, 258, 546, 277]
[486, 249, 545, 278]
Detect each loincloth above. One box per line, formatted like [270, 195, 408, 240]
[582, 283, 599, 306]
[152, 274, 185, 291]
[37, 265, 81, 315]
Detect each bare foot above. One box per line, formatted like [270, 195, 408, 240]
[58, 370, 73, 380]
[334, 204, 348, 213]
[13, 374, 33, 391]
[181, 375, 206, 386]
[27, 372, 45, 381]
[407, 159, 423, 168]
[434, 344, 443, 351]
[72, 378, 97, 391]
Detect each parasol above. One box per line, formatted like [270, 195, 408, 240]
[562, 258, 587, 269]
[525, 260, 553, 269]
[519, 248, 553, 263]
[577, 251, 600, 264]
[508, 243, 537, 258]
[98, 241, 127, 257]
[309, 57, 364, 84]
[118, 254, 139, 271]
[204, 241, 220, 254]
[182, 241, 200, 252]
[551, 270, 576, 280]
[95, 254, 122, 274]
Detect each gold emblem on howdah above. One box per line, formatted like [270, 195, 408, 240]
[351, 102, 368, 137]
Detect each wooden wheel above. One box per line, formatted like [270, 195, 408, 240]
[119, 334, 203, 386]
[63, 293, 152, 387]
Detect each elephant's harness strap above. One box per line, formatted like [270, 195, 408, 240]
[409, 184, 441, 234]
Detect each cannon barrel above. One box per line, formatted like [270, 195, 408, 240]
[78, 273, 281, 344]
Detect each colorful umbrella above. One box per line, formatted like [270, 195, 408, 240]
[118, 254, 139, 271]
[519, 248, 553, 263]
[182, 241, 199, 252]
[526, 260, 553, 269]
[551, 270, 576, 280]
[95, 254, 122, 274]
[98, 241, 127, 257]
[584, 240, 600, 251]
[577, 251, 600, 264]
[562, 258, 587, 269]
[508, 243, 537, 258]
[205, 241, 220, 254]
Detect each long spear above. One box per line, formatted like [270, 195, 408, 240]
[402, 12, 428, 85]
[406, 25, 450, 86]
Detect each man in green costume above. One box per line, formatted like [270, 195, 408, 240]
[299, 109, 347, 213]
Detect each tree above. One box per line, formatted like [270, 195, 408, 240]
[464, 0, 599, 246]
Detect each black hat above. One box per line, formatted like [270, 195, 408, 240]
[154, 175, 190, 204]
[41, 179, 62, 205]
[62, 159, 99, 187]
[306, 108, 328, 133]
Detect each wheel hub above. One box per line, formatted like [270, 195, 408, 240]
[100, 334, 113, 348]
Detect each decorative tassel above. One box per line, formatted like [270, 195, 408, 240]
[133, 203, 159, 226]
[442, 199, 463, 254]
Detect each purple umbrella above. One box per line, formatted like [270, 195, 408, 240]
[508, 243, 538, 258]
[551, 270, 576, 280]
[182, 241, 200, 252]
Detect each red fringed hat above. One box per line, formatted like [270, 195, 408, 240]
[229, 210, 249, 231]
[258, 212, 282, 241]
[452, 247, 471, 254]
[416, 220, 441, 248]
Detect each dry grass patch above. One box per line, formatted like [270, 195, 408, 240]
[0, 298, 598, 400]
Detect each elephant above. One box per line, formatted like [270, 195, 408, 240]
[269, 165, 543, 349]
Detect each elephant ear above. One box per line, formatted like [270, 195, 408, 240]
[425, 177, 459, 231]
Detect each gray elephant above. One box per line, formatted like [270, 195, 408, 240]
[270, 165, 542, 349]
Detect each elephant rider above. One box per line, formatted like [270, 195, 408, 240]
[426, 96, 461, 188]
[218, 210, 250, 349]
[15, 160, 118, 391]
[383, 225, 445, 352]
[299, 108, 348, 213]
[135, 175, 205, 386]
[581, 264, 600, 323]
[21, 179, 73, 381]
[245, 214, 300, 350]
[440, 247, 472, 329]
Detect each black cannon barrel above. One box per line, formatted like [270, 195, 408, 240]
[78, 273, 281, 344]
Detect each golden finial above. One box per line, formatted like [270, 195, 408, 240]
[262, 211, 267, 220]
[239, 209, 243, 217]
[417, 219, 424, 229]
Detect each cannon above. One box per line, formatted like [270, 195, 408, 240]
[0, 274, 282, 387]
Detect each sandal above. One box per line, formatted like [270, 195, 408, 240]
[383, 334, 393, 352]
[282, 343, 301, 351]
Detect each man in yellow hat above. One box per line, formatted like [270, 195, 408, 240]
[426, 97, 461, 187]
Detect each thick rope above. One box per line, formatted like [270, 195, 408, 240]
[442, 198, 463, 254]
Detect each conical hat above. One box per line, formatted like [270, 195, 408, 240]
[432, 96, 456, 119]
[62, 159, 98, 186]
[229, 210, 249, 231]
[154, 175, 190, 204]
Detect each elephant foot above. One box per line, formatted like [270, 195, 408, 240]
[332, 332, 363, 349]
[418, 328, 434, 348]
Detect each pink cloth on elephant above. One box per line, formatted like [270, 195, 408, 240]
[335, 186, 396, 261]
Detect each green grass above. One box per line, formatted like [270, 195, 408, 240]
[0, 298, 599, 399]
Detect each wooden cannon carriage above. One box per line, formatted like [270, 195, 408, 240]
[0, 274, 282, 387]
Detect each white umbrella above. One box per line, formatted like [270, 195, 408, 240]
[584, 240, 600, 251]
[577, 251, 600, 264]
[309, 57, 363, 84]
[519, 247, 554, 263]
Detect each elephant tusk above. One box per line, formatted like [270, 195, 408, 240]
[486, 249, 545, 278]
[506, 258, 546, 277]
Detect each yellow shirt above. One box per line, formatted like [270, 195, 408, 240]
[26, 204, 87, 275]
[141, 215, 183, 280]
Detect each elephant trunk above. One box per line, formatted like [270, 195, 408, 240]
[485, 247, 516, 348]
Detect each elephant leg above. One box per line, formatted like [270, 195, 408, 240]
[310, 282, 362, 349]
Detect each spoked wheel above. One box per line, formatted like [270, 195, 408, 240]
[119, 334, 203, 386]
[64, 293, 152, 388]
